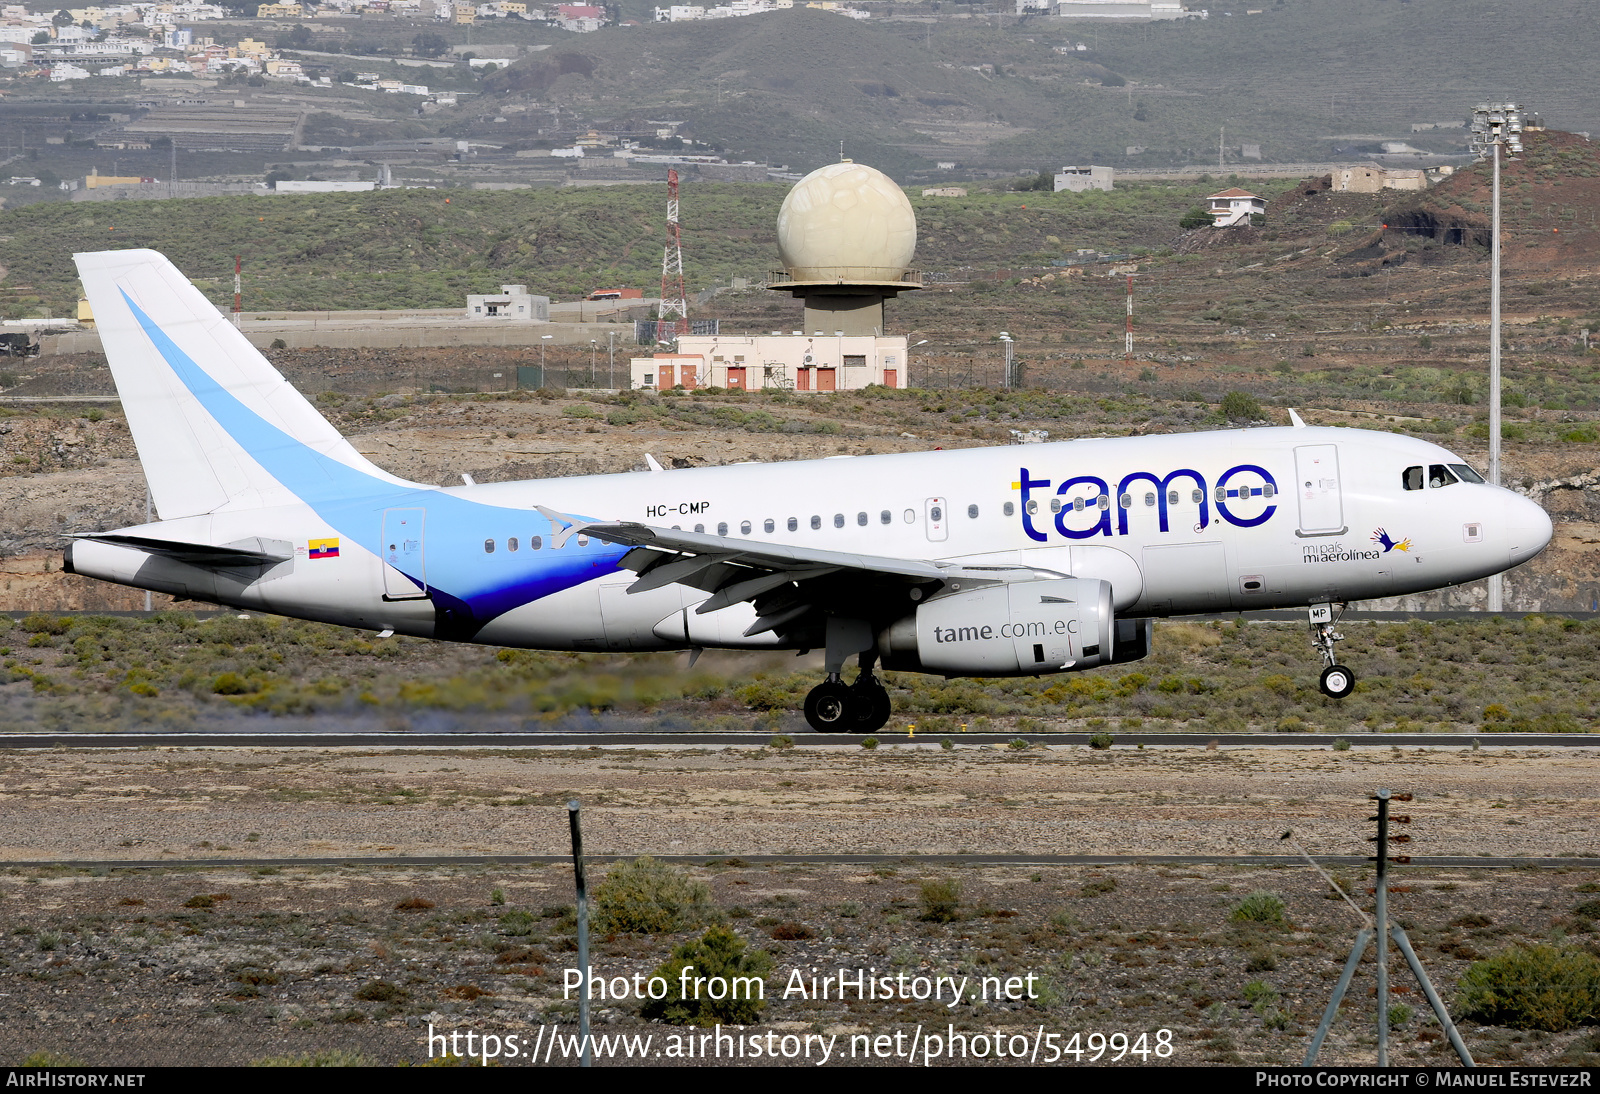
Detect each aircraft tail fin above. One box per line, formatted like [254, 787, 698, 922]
[75, 248, 414, 520]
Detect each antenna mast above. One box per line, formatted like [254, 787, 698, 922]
[658, 168, 688, 344]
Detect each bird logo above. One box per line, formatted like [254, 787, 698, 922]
[1371, 528, 1413, 553]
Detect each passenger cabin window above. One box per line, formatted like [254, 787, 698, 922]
[1429, 464, 1459, 489]
[740, 521, 751, 535]
[833, 513, 845, 529]
[787, 517, 798, 532]
[856, 512, 868, 526]
[718, 522, 729, 536]
[484, 539, 495, 553]
[880, 510, 891, 525]
[1003, 501, 1015, 517]
[1403, 466, 1425, 491]
[967, 504, 979, 519]
[508, 537, 519, 552]
[763, 519, 774, 533]
[530, 535, 543, 550]
[810, 515, 821, 530]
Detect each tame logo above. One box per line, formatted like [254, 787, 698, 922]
[1013, 464, 1279, 543]
[933, 619, 1076, 643]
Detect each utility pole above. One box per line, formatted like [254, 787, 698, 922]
[1303, 791, 1473, 1067]
[607, 329, 616, 388]
[1124, 274, 1134, 367]
[232, 255, 242, 328]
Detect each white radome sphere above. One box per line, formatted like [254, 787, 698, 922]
[776, 161, 917, 282]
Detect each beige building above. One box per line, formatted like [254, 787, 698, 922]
[1331, 165, 1428, 193]
[631, 333, 907, 392]
[1054, 165, 1114, 192]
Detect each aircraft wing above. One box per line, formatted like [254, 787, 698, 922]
[540, 508, 1055, 641]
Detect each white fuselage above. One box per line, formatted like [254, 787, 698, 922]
[68, 425, 1552, 656]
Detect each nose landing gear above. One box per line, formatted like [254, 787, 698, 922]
[1310, 601, 1356, 699]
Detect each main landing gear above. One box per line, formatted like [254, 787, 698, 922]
[1310, 601, 1357, 699]
[804, 635, 893, 733]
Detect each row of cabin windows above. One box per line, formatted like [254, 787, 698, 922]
[479, 485, 1283, 552]
[1020, 484, 1275, 516]
[483, 534, 590, 554]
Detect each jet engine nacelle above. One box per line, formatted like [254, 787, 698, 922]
[878, 577, 1115, 676]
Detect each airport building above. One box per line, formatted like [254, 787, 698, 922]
[630, 333, 907, 391]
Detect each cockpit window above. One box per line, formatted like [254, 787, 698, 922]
[1429, 464, 1459, 489]
[1402, 466, 1424, 491]
[1450, 463, 1485, 484]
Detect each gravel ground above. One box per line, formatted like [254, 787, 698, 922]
[1, 743, 1599, 1068]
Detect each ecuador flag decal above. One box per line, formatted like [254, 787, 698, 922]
[309, 538, 340, 560]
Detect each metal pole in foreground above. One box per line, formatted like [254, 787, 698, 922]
[567, 800, 591, 1067]
[1374, 790, 1390, 1067]
[1487, 139, 1504, 612]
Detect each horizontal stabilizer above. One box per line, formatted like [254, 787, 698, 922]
[66, 532, 293, 568]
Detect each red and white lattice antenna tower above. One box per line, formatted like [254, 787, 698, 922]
[658, 168, 688, 343]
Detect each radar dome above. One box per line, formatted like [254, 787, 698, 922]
[776, 160, 917, 283]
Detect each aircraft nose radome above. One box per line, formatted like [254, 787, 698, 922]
[1507, 494, 1554, 567]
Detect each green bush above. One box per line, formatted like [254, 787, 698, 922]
[1457, 945, 1600, 1031]
[592, 856, 714, 935]
[1220, 391, 1263, 422]
[1088, 733, 1114, 750]
[919, 878, 962, 922]
[639, 926, 773, 1027]
[1230, 891, 1289, 926]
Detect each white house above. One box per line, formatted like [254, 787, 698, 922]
[1206, 187, 1265, 226]
[466, 285, 549, 320]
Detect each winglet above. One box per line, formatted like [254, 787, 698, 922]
[1288, 409, 1307, 428]
[644, 453, 664, 472]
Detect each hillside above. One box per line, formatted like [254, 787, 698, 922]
[461, 0, 1600, 176]
[0, 177, 1280, 315]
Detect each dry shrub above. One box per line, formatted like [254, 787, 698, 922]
[593, 856, 714, 935]
[1457, 945, 1600, 1031]
[1159, 622, 1224, 651]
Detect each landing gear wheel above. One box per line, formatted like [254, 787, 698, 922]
[1319, 664, 1356, 699]
[849, 678, 892, 733]
[804, 680, 855, 733]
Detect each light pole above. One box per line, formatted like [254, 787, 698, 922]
[540, 333, 552, 386]
[1471, 103, 1523, 612]
[999, 331, 1015, 389]
[589, 339, 597, 387]
[607, 330, 617, 389]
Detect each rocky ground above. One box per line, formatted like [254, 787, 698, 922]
[1, 741, 1599, 1068]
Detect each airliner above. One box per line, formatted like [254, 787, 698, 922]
[65, 250, 1553, 732]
